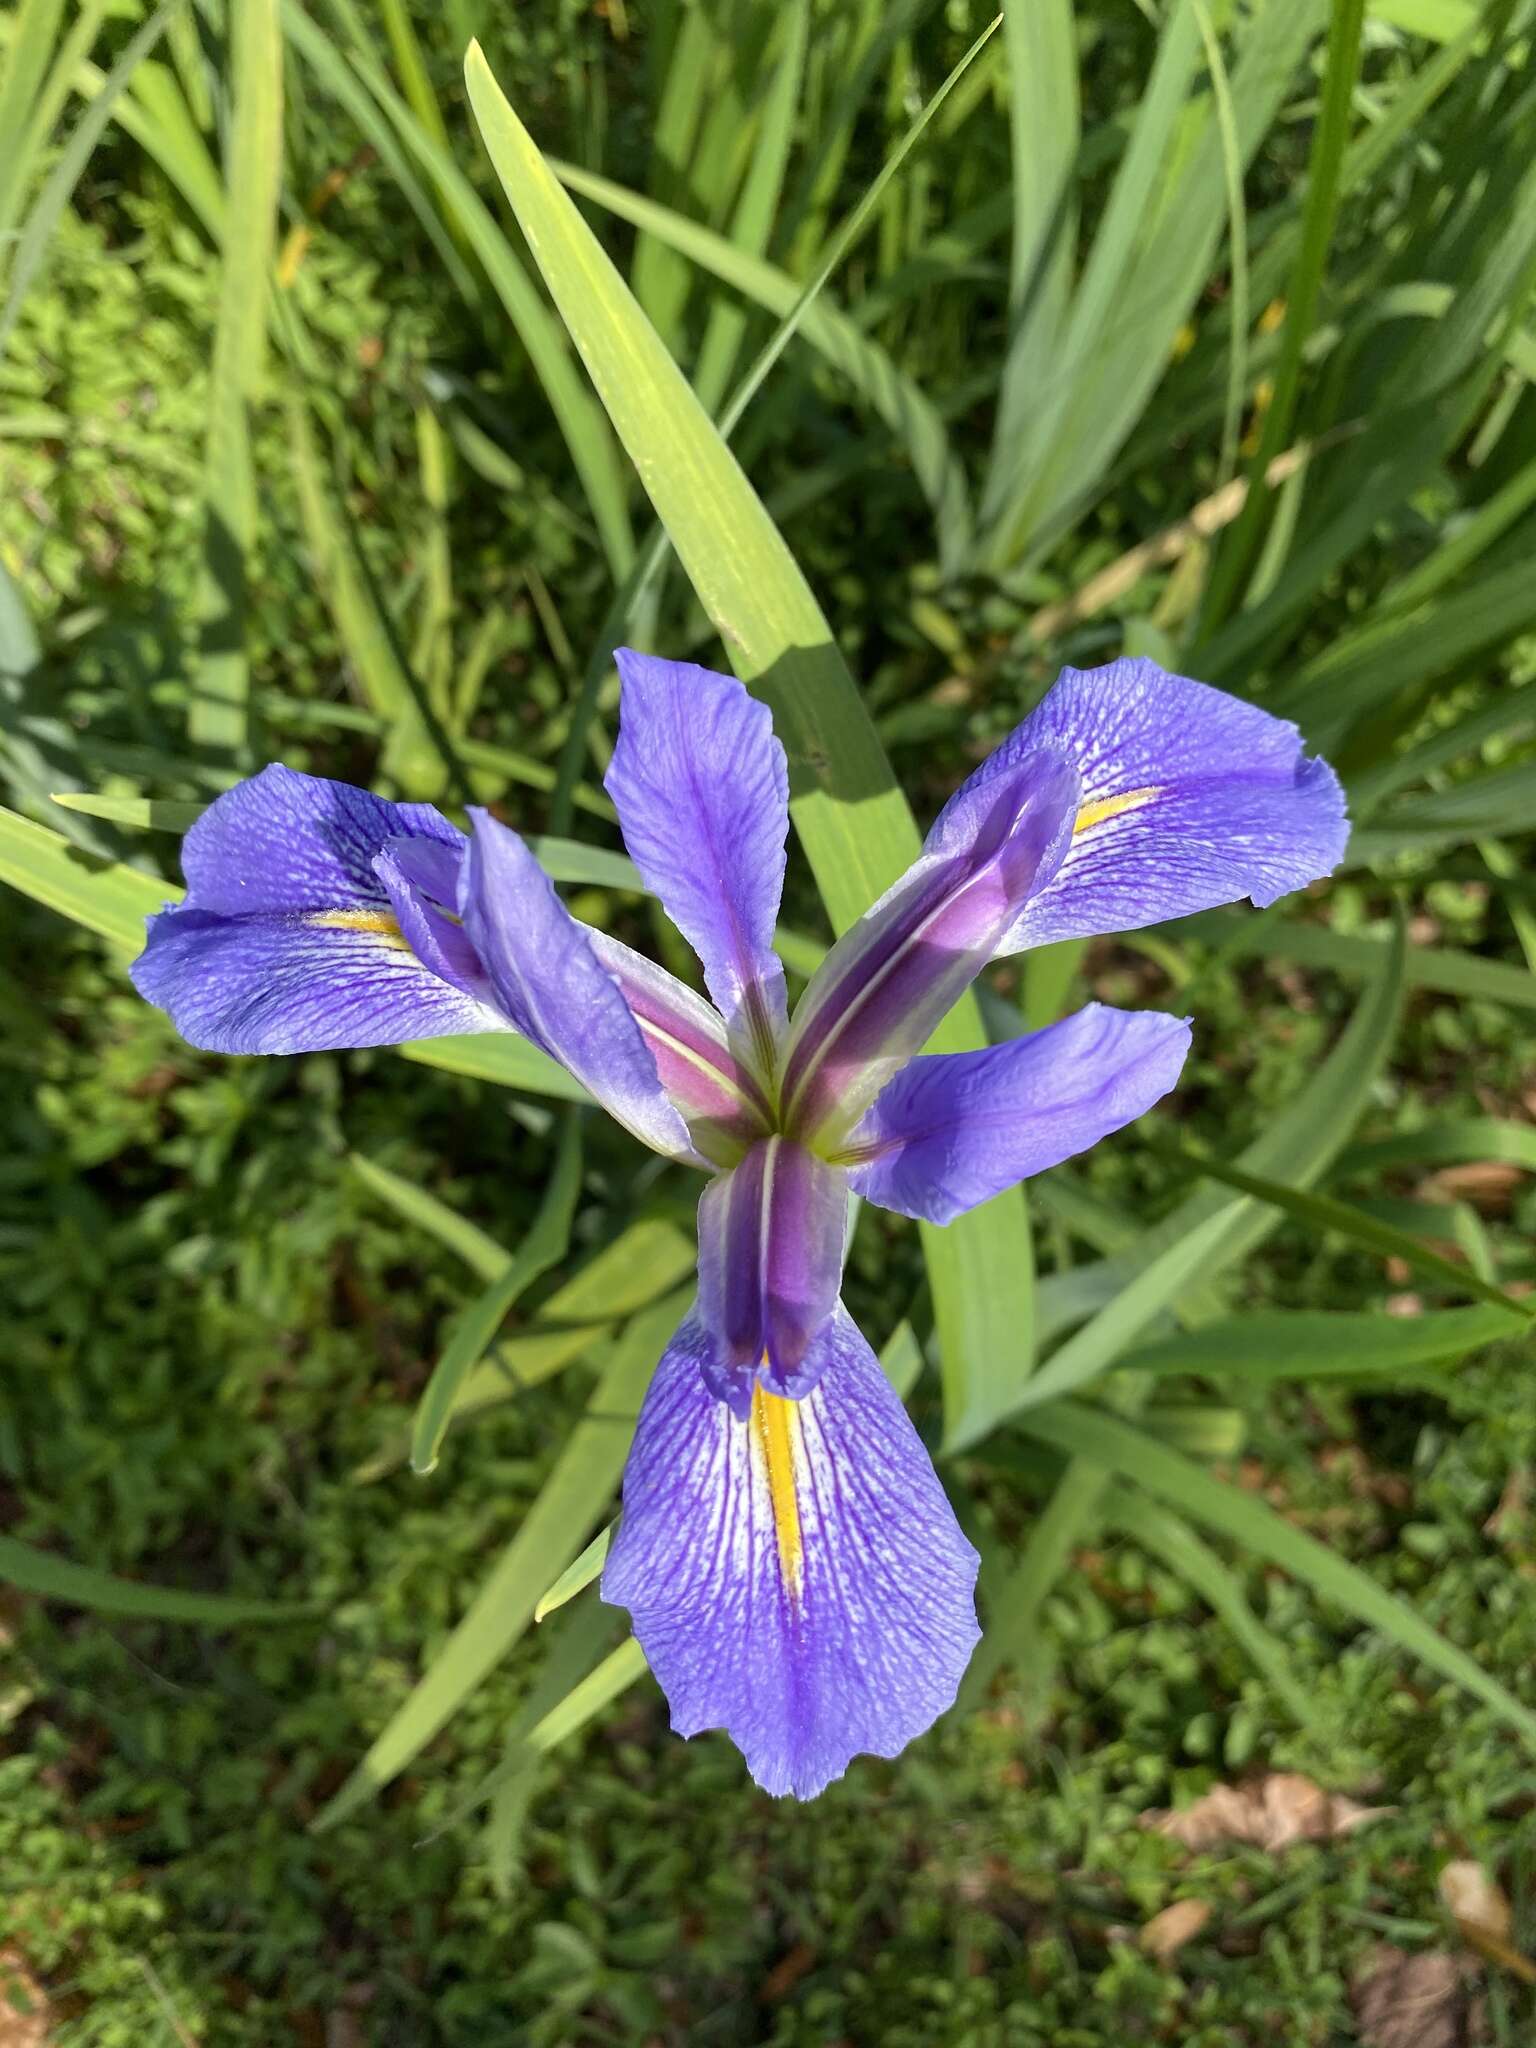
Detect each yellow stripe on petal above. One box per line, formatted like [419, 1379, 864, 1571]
[307, 908, 413, 949]
[751, 1379, 803, 1600]
[1073, 786, 1161, 836]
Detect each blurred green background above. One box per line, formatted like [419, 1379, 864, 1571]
[4, 0, 1536, 2041]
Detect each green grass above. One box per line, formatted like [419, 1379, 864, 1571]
[3, 0, 1536, 2040]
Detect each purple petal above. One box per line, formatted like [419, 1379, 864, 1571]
[587, 931, 773, 1163]
[695, 1138, 848, 1411]
[780, 751, 1079, 1144]
[178, 762, 463, 915]
[374, 836, 488, 998]
[461, 809, 700, 1163]
[845, 1004, 1192, 1224]
[130, 765, 504, 1053]
[941, 659, 1349, 951]
[130, 904, 500, 1054]
[602, 1309, 980, 1799]
[606, 651, 789, 1067]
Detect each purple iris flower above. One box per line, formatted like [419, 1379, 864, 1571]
[130, 653, 1348, 1798]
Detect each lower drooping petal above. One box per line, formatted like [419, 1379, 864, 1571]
[695, 1137, 848, 1411]
[131, 766, 505, 1053]
[843, 1003, 1192, 1224]
[130, 903, 501, 1054]
[931, 659, 1349, 952]
[461, 809, 700, 1164]
[178, 762, 465, 913]
[602, 1310, 980, 1799]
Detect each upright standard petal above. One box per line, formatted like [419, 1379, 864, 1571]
[602, 1310, 980, 1799]
[779, 750, 1079, 1144]
[130, 766, 505, 1054]
[606, 650, 789, 1067]
[461, 809, 699, 1163]
[695, 1137, 848, 1412]
[938, 659, 1349, 951]
[843, 1004, 1191, 1225]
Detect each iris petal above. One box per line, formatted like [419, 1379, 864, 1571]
[130, 905, 499, 1055]
[178, 762, 463, 913]
[587, 931, 772, 1162]
[780, 750, 1079, 1144]
[695, 1136, 848, 1411]
[606, 651, 789, 1068]
[602, 1309, 981, 1799]
[131, 766, 504, 1053]
[461, 809, 701, 1164]
[845, 1003, 1192, 1224]
[939, 658, 1349, 952]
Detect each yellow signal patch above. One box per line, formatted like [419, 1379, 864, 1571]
[308, 908, 412, 950]
[1073, 786, 1161, 836]
[751, 1380, 804, 1600]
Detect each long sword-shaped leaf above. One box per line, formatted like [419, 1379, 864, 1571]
[1124, 1304, 1524, 1383]
[463, 41, 1036, 1452]
[0, 1533, 306, 1624]
[1199, 0, 1365, 629]
[1104, 1493, 1318, 1730]
[281, 0, 635, 583]
[348, 1154, 515, 1285]
[1, 562, 113, 855]
[410, 1114, 584, 1475]
[51, 793, 205, 832]
[1177, 908, 1536, 1014]
[313, 1289, 686, 1831]
[690, 0, 807, 416]
[187, 0, 281, 756]
[553, 160, 973, 568]
[980, 0, 1079, 532]
[0, 0, 65, 240]
[1162, 1148, 1533, 1322]
[0, 4, 171, 362]
[0, 803, 169, 948]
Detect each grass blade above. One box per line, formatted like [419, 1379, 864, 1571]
[0, 1533, 306, 1624]
[1018, 1400, 1536, 1748]
[1199, 0, 1365, 630]
[0, 4, 172, 363]
[348, 1153, 512, 1284]
[186, 0, 281, 757]
[409, 1113, 585, 1475]
[1125, 1304, 1523, 1383]
[313, 1289, 687, 1831]
[534, 1525, 612, 1623]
